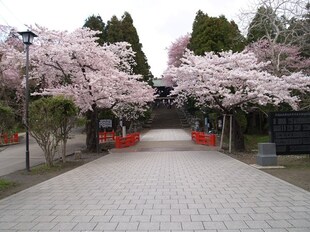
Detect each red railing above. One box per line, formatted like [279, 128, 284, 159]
[0, 133, 19, 145]
[191, 131, 216, 146]
[98, 131, 115, 144]
[115, 132, 140, 149]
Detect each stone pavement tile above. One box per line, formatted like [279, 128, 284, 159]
[287, 229, 310, 232]
[229, 213, 252, 221]
[31, 222, 58, 230]
[130, 215, 150, 222]
[52, 222, 77, 230]
[268, 212, 294, 220]
[245, 220, 271, 229]
[33, 215, 56, 222]
[203, 221, 227, 229]
[182, 221, 204, 230]
[161, 209, 180, 215]
[138, 222, 160, 230]
[11, 222, 38, 230]
[110, 215, 131, 222]
[210, 214, 233, 221]
[94, 222, 118, 230]
[116, 222, 139, 230]
[287, 219, 310, 227]
[250, 213, 273, 220]
[160, 222, 182, 230]
[0, 222, 17, 229]
[124, 209, 143, 216]
[266, 219, 294, 228]
[240, 230, 264, 232]
[142, 209, 161, 215]
[71, 215, 93, 222]
[151, 215, 171, 222]
[171, 215, 191, 222]
[52, 215, 75, 222]
[224, 221, 249, 229]
[91, 215, 112, 222]
[289, 212, 310, 219]
[190, 214, 211, 222]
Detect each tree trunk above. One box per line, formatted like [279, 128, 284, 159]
[62, 140, 67, 163]
[86, 107, 97, 152]
[233, 114, 245, 151]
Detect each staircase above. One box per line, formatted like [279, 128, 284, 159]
[149, 107, 190, 129]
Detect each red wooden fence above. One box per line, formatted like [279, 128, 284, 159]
[191, 131, 216, 146]
[115, 133, 140, 149]
[98, 131, 115, 144]
[0, 133, 19, 145]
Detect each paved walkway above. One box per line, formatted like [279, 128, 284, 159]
[0, 129, 310, 231]
[0, 130, 86, 176]
[141, 129, 191, 141]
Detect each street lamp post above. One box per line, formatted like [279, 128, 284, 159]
[18, 30, 37, 172]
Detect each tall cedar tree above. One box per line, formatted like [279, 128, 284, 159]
[121, 12, 153, 84]
[247, 7, 284, 44]
[189, 10, 245, 55]
[105, 16, 124, 43]
[105, 12, 153, 84]
[289, 3, 310, 57]
[83, 15, 106, 45]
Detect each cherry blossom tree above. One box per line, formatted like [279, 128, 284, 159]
[164, 50, 310, 150]
[0, 25, 24, 108]
[246, 39, 310, 76]
[241, 0, 309, 76]
[163, 34, 190, 87]
[1, 25, 155, 151]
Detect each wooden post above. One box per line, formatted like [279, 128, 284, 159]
[229, 114, 233, 153]
[220, 114, 226, 149]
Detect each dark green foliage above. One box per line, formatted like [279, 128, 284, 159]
[105, 12, 154, 83]
[84, 12, 153, 83]
[289, 3, 310, 57]
[105, 16, 124, 43]
[83, 15, 106, 45]
[0, 103, 15, 134]
[121, 13, 154, 84]
[189, 11, 245, 54]
[247, 7, 281, 43]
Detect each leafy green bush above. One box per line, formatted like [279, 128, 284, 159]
[0, 103, 15, 134]
[29, 96, 78, 166]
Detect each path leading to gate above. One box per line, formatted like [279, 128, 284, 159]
[151, 107, 183, 129]
[0, 109, 309, 231]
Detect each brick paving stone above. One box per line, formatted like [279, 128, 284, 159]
[51, 222, 77, 230]
[130, 215, 150, 222]
[11, 222, 38, 230]
[263, 229, 289, 232]
[72, 222, 97, 230]
[203, 221, 227, 229]
[160, 222, 182, 230]
[0, 129, 309, 231]
[266, 219, 293, 228]
[151, 215, 171, 222]
[116, 222, 139, 230]
[138, 222, 160, 230]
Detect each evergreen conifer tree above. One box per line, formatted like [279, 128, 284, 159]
[189, 10, 245, 55]
[83, 15, 106, 45]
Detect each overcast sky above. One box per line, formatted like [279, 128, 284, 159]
[0, 0, 252, 78]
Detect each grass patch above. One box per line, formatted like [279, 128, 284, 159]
[0, 179, 17, 191]
[244, 134, 270, 152]
[279, 156, 310, 169]
[29, 163, 68, 175]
